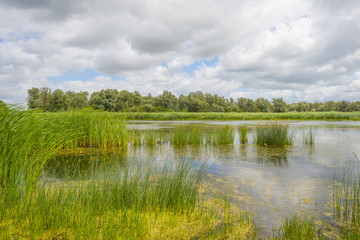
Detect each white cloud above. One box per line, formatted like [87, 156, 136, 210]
[0, 0, 360, 103]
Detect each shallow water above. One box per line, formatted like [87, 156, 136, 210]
[46, 120, 360, 234]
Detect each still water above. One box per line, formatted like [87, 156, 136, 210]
[45, 120, 360, 233]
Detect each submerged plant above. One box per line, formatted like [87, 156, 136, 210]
[256, 122, 294, 147]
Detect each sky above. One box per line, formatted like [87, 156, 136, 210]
[1, 0, 360, 104]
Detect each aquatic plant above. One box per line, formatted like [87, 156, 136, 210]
[333, 158, 360, 238]
[275, 214, 320, 239]
[144, 129, 157, 145]
[214, 125, 235, 145]
[240, 126, 248, 144]
[189, 128, 203, 144]
[256, 122, 294, 147]
[304, 127, 315, 145]
[171, 128, 189, 145]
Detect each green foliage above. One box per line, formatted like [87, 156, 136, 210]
[256, 122, 294, 147]
[272, 98, 288, 113]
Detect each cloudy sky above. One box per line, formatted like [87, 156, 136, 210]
[1, 0, 360, 104]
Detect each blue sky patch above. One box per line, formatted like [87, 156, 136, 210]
[182, 56, 219, 75]
[47, 68, 124, 82]
[14, 32, 43, 41]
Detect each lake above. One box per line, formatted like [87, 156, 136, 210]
[45, 120, 360, 235]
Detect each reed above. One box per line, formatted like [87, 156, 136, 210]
[189, 128, 203, 144]
[256, 122, 294, 147]
[214, 125, 235, 145]
[304, 127, 315, 145]
[144, 129, 157, 145]
[171, 128, 189, 145]
[333, 158, 360, 238]
[275, 214, 319, 239]
[240, 126, 248, 144]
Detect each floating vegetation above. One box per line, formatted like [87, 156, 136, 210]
[256, 122, 294, 147]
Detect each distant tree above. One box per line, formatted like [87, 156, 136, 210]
[237, 98, 255, 112]
[211, 104, 225, 112]
[27, 87, 41, 109]
[38, 87, 52, 110]
[187, 97, 209, 112]
[66, 91, 88, 109]
[155, 90, 178, 111]
[254, 98, 272, 112]
[48, 89, 70, 111]
[272, 98, 288, 113]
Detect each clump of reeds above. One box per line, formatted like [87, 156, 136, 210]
[333, 158, 360, 238]
[189, 128, 203, 144]
[214, 125, 235, 145]
[240, 126, 248, 144]
[256, 122, 294, 147]
[304, 127, 315, 145]
[275, 214, 320, 239]
[171, 128, 189, 145]
[144, 129, 157, 145]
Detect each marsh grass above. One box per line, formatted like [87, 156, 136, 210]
[240, 126, 248, 144]
[189, 128, 203, 144]
[333, 158, 360, 238]
[145, 129, 158, 145]
[171, 128, 189, 145]
[214, 125, 235, 145]
[304, 127, 315, 145]
[256, 122, 294, 147]
[275, 214, 320, 240]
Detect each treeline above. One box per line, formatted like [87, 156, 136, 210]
[27, 87, 360, 113]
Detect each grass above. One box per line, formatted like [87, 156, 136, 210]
[118, 111, 360, 121]
[304, 127, 315, 145]
[333, 158, 360, 238]
[171, 128, 189, 145]
[256, 122, 294, 147]
[0, 107, 256, 239]
[214, 125, 235, 145]
[274, 214, 321, 240]
[240, 126, 248, 144]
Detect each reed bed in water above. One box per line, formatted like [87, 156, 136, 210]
[240, 126, 248, 144]
[256, 122, 294, 147]
[0, 107, 255, 239]
[213, 125, 235, 145]
[333, 158, 360, 238]
[304, 127, 315, 145]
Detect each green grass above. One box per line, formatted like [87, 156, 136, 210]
[333, 158, 360, 239]
[171, 128, 189, 145]
[240, 126, 248, 144]
[304, 127, 315, 145]
[256, 122, 294, 147]
[0, 107, 256, 239]
[274, 214, 321, 240]
[214, 125, 235, 145]
[117, 111, 360, 121]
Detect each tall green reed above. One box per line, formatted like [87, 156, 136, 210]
[275, 214, 320, 240]
[256, 122, 294, 147]
[304, 127, 315, 145]
[214, 125, 235, 145]
[240, 126, 248, 144]
[333, 158, 360, 238]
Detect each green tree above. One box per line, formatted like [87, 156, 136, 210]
[255, 98, 272, 112]
[66, 91, 88, 109]
[48, 89, 70, 111]
[155, 90, 178, 111]
[272, 98, 288, 113]
[27, 87, 40, 109]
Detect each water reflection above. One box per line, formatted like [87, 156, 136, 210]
[256, 147, 289, 167]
